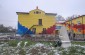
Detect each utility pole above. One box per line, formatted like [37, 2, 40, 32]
[82, 16, 84, 39]
[70, 17, 73, 40]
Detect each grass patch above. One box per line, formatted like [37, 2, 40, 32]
[20, 40, 36, 47]
[38, 41, 57, 47]
[71, 41, 85, 46]
[39, 41, 53, 45]
[1, 40, 56, 47]
[8, 40, 19, 47]
[8, 40, 36, 47]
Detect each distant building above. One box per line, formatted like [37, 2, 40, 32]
[16, 7, 57, 35]
[64, 15, 85, 40]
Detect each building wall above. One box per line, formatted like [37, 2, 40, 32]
[65, 15, 85, 34]
[72, 17, 82, 34]
[17, 8, 56, 35]
[65, 20, 71, 31]
[64, 15, 85, 40]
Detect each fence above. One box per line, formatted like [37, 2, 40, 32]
[24, 34, 59, 41]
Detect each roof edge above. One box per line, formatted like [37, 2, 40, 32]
[65, 15, 85, 22]
[45, 13, 57, 16]
[16, 12, 29, 14]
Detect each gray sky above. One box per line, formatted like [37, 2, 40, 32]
[0, 0, 85, 28]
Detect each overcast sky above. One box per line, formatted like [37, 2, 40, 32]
[0, 0, 85, 28]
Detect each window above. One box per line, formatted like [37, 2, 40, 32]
[39, 19, 42, 25]
[56, 26, 61, 29]
[32, 28, 36, 34]
[77, 21, 81, 25]
[36, 11, 39, 14]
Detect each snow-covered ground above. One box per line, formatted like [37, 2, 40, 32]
[0, 43, 85, 55]
[27, 43, 59, 55]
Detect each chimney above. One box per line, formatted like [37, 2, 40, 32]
[36, 6, 38, 9]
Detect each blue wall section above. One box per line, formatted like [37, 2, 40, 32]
[17, 22, 34, 35]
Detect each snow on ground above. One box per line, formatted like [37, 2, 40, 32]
[72, 44, 85, 48]
[28, 43, 59, 55]
[0, 42, 85, 55]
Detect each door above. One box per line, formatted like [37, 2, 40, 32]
[32, 28, 36, 34]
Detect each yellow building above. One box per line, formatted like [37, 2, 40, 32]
[64, 15, 85, 40]
[64, 15, 85, 34]
[16, 7, 57, 35]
